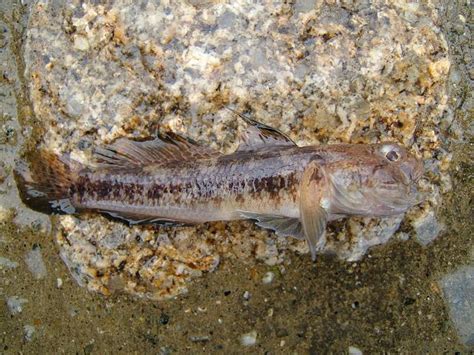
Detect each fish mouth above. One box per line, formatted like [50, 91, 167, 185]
[376, 178, 423, 210]
[399, 181, 427, 208]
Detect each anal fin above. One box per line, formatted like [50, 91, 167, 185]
[101, 210, 187, 227]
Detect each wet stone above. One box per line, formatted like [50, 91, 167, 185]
[439, 266, 474, 346]
[189, 335, 210, 342]
[262, 271, 275, 285]
[240, 330, 257, 346]
[6, 296, 28, 315]
[348, 346, 363, 355]
[0, 256, 18, 269]
[412, 211, 442, 246]
[83, 343, 94, 355]
[275, 327, 289, 338]
[23, 325, 35, 342]
[159, 313, 170, 325]
[159, 346, 172, 355]
[24, 245, 47, 280]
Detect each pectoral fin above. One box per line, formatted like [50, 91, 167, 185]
[299, 162, 328, 261]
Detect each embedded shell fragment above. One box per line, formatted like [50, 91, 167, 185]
[24, 0, 452, 299]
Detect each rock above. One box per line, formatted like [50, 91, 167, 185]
[327, 216, 403, 261]
[348, 346, 363, 355]
[24, 245, 47, 279]
[439, 266, 474, 346]
[23, 325, 35, 342]
[240, 330, 257, 346]
[262, 271, 275, 285]
[412, 210, 442, 246]
[0, 256, 18, 269]
[6, 296, 28, 315]
[294, 0, 318, 13]
[73, 35, 90, 51]
[159, 346, 172, 355]
[83, 343, 94, 355]
[275, 327, 289, 337]
[428, 59, 450, 81]
[189, 335, 210, 342]
[159, 313, 170, 325]
[11, 198, 52, 232]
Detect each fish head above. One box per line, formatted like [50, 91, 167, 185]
[373, 143, 424, 187]
[326, 143, 424, 216]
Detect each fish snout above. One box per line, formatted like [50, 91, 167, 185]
[400, 157, 424, 184]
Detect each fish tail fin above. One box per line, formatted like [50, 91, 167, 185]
[14, 150, 80, 215]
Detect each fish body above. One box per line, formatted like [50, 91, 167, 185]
[15, 111, 424, 259]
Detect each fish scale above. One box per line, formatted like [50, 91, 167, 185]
[74, 148, 306, 222]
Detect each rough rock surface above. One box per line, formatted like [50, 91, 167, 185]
[23, 0, 453, 299]
[439, 266, 474, 346]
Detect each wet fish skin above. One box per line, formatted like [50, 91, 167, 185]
[14, 113, 424, 260]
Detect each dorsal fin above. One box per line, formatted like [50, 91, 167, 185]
[226, 108, 297, 151]
[94, 132, 220, 169]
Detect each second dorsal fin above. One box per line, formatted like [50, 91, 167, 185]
[94, 132, 220, 169]
[226, 108, 297, 151]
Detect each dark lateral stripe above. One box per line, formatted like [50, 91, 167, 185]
[74, 175, 145, 204]
[72, 169, 299, 208]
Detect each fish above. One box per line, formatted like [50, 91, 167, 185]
[14, 110, 424, 260]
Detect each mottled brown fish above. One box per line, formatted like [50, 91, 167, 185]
[15, 110, 424, 259]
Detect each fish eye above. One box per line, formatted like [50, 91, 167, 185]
[380, 144, 401, 162]
[385, 150, 400, 162]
